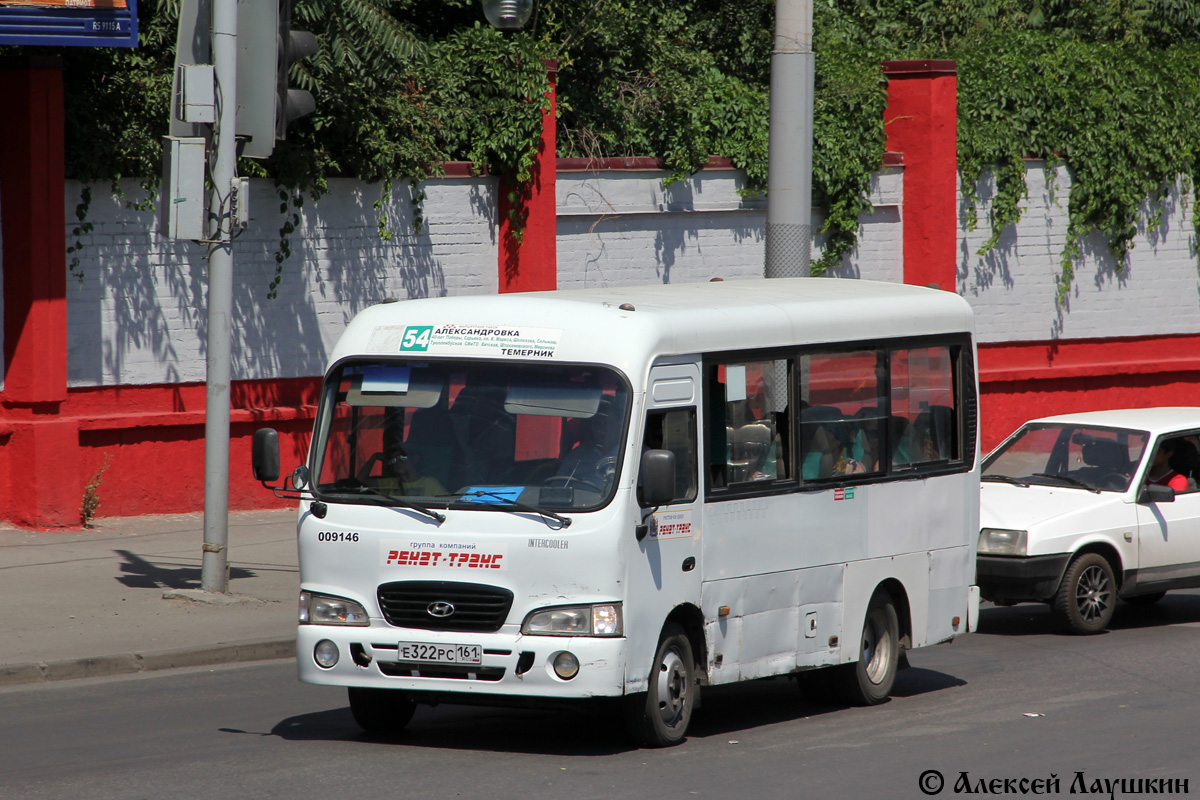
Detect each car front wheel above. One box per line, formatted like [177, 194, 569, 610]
[1054, 552, 1116, 634]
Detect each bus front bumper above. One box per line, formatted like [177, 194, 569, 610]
[295, 625, 628, 701]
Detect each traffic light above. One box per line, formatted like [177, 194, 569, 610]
[236, 0, 317, 159]
[275, 0, 318, 141]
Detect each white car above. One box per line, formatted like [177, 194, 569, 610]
[978, 408, 1200, 634]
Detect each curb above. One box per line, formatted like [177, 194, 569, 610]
[0, 638, 296, 688]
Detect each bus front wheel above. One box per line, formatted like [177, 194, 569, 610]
[623, 622, 697, 747]
[834, 590, 899, 706]
[348, 687, 417, 735]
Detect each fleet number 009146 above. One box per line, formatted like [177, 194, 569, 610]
[317, 531, 359, 542]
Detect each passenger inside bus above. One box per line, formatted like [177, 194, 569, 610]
[554, 399, 619, 491]
[449, 384, 516, 486]
[403, 402, 459, 491]
[379, 449, 449, 497]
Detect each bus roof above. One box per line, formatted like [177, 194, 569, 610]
[329, 278, 975, 376]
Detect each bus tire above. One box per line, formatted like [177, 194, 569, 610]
[1054, 552, 1116, 634]
[347, 687, 417, 735]
[623, 622, 696, 747]
[834, 590, 899, 706]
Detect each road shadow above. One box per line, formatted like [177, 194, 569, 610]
[114, 549, 256, 590]
[890, 665, 968, 698]
[975, 591, 1200, 636]
[258, 666, 967, 754]
[266, 703, 633, 756]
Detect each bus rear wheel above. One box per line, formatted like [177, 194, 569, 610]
[623, 622, 697, 747]
[348, 687, 417, 735]
[834, 590, 899, 706]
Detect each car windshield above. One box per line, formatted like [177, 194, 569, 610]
[983, 423, 1149, 493]
[312, 359, 630, 512]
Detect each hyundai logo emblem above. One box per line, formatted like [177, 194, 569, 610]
[427, 601, 455, 618]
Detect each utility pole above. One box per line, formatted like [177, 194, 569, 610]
[165, 0, 315, 593]
[764, 0, 814, 279]
[200, 0, 238, 593]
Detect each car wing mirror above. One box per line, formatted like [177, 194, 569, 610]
[1138, 483, 1176, 504]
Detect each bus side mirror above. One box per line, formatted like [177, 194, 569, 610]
[640, 448, 676, 507]
[252, 428, 281, 483]
[1138, 483, 1175, 504]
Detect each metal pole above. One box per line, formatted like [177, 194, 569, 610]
[201, 0, 237, 593]
[764, 0, 814, 279]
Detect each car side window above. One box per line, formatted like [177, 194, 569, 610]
[1151, 434, 1200, 494]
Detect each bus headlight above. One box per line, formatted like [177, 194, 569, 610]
[521, 603, 623, 636]
[299, 591, 370, 626]
[977, 528, 1028, 556]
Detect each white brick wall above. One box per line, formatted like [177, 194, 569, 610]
[58, 168, 904, 387]
[64, 177, 497, 386]
[959, 160, 1200, 342]
[32, 160, 1193, 389]
[555, 167, 904, 287]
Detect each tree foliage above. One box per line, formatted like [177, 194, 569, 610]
[31, 0, 1200, 290]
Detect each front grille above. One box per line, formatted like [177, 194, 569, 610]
[377, 580, 514, 632]
[377, 661, 506, 681]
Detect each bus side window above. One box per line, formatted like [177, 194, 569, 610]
[707, 359, 790, 487]
[640, 408, 698, 505]
[890, 346, 958, 466]
[798, 350, 884, 480]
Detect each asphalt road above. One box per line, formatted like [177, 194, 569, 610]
[5, 594, 1200, 800]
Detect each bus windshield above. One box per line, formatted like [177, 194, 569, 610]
[312, 359, 631, 511]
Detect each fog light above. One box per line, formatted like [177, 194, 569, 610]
[314, 639, 340, 668]
[552, 651, 579, 680]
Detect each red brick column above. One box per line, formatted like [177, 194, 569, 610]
[0, 61, 78, 527]
[883, 60, 958, 291]
[498, 60, 557, 293]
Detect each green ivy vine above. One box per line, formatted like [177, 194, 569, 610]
[953, 32, 1200, 301]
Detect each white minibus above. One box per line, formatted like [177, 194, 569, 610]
[253, 277, 981, 746]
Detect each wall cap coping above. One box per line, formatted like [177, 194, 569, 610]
[882, 59, 957, 76]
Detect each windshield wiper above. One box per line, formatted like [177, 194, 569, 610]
[459, 490, 572, 528]
[1032, 472, 1100, 493]
[982, 474, 1029, 487]
[321, 480, 446, 523]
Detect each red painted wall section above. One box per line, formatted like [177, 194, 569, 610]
[498, 60, 557, 294]
[883, 60, 957, 291]
[0, 65, 67, 404]
[978, 336, 1200, 452]
[0, 62, 76, 527]
[66, 378, 319, 519]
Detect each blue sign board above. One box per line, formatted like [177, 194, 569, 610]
[0, 0, 137, 47]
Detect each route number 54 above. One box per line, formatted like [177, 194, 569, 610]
[400, 326, 433, 352]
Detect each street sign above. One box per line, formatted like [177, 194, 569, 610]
[0, 0, 138, 47]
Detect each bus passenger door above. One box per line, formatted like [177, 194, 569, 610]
[630, 363, 703, 656]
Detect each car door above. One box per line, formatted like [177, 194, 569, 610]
[1135, 432, 1200, 588]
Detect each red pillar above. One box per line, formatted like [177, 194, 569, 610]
[498, 60, 557, 293]
[883, 60, 958, 291]
[0, 60, 78, 527]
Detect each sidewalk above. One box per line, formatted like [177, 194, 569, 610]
[0, 508, 300, 686]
